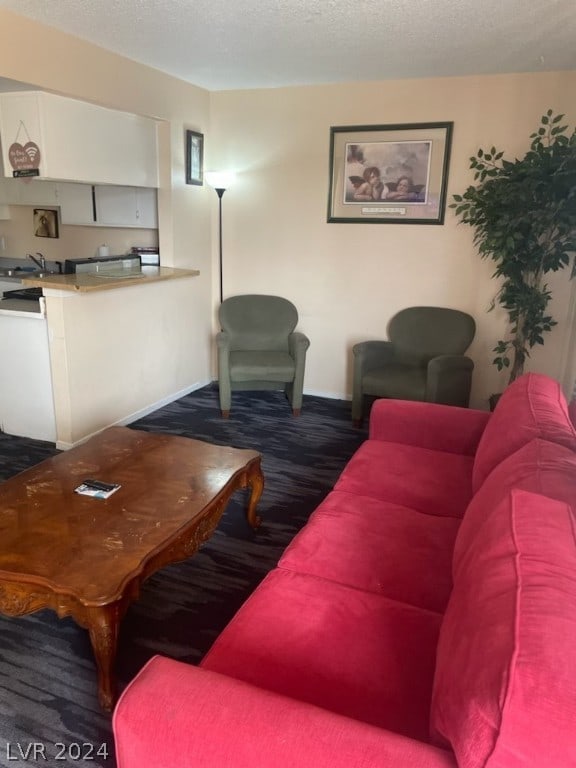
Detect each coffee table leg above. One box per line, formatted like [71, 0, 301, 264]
[245, 459, 264, 529]
[85, 605, 121, 711]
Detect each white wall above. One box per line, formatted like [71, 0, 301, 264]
[209, 72, 576, 408]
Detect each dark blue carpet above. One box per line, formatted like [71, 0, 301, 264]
[0, 384, 367, 767]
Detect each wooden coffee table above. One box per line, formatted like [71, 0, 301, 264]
[0, 426, 263, 710]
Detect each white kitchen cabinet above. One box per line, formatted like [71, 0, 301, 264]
[0, 177, 66, 208]
[13, 179, 59, 206]
[0, 178, 10, 219]
[94, 185, 158, 228]
[57, 182, 95, 225]
[0, 309, 56, 442]
[0, 91, 159, 187]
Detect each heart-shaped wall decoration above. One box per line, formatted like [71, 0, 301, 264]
[8, 141, 41, 170]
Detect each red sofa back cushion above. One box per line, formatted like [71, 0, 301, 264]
[430, 489, 576, 768]
[456, 438, 576, 567]
[472, 373, 576, 492]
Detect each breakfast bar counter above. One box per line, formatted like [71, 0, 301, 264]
[14, 265, 203, 450]
[22, 266, 199, 292]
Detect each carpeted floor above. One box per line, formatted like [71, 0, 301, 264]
[0, 384, 367, 767]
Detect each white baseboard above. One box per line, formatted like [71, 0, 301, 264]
[303, 388, 351, 401]
[56, 379, 211, 451]
[56, 382, 349, 450]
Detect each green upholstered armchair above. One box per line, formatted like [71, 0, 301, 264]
[352, 306, 476, 425]
[217, 295, 310, 417]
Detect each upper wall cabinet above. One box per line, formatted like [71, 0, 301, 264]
[93, 186, 157, 228]
[0, 91, 159, 187]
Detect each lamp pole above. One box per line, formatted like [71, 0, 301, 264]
[205, 171, 236, 305]
[215, 187, 225, 304]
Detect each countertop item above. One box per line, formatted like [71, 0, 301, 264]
[22, 266, 199, 293]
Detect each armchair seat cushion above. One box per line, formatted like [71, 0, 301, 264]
[363, 364, 427, 400]
[229, 351, 295, 382]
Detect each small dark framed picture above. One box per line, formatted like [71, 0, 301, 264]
[34, 208, 59, 238]
[185, 130, 204, 185]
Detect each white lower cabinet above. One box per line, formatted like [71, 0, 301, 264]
[0, 311, 56, 442]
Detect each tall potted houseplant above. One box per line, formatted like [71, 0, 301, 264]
[452, 110, 576, 392]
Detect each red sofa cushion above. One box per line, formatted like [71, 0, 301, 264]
[335, 440, 474, 519]
[431, 489, 576, 768]
[202, 568, 442, 742]
[279, 489, 459, 613]
[472, 373, 576, 491]
[456, 439, 576, 567]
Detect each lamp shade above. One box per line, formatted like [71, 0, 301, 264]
[205, 170, 236, 190]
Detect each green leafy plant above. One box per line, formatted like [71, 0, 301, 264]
[451, 110, 576, 384]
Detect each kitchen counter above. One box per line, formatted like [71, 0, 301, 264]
[21, 266, 200, 293]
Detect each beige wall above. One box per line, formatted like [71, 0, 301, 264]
[210, 72, 576, 407]
[1, 8, 574, 416]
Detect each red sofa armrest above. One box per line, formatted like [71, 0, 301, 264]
[113, 657, 457, 768]
[369, 399, 490, 456]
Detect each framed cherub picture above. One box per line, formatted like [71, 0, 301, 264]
[327, 122, 453, 224]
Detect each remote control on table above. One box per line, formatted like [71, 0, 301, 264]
[82, 479, 119, 492]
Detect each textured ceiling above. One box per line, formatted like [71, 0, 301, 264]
[0, 0, 575, 91]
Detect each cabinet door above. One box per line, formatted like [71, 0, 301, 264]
[57, 183, 95, 225]
[12, 179, 59, 206]
[94, 185, 157, 228]
[0, 314, 56, 442]
[94, 185, 137, 226]
[135, 188, 158, 228]
[0, 178, 10, 219]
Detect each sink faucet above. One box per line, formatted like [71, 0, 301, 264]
[27, 252, 46, 270]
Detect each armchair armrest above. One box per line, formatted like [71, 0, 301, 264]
[426, 355, 474, 408]
[114, 657, 457, 768]
[353, 340, 394, 373]
[369, 399, 490, 456]
[287, 332, 310, 413]
[216, 331, 232, 414]
[289, 331, 310, 362]
[216, 330, 230, 351]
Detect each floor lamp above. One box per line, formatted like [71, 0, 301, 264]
[205, 171, 236, 303]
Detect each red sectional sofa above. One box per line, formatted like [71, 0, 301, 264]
[113, 373, 576, 768]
